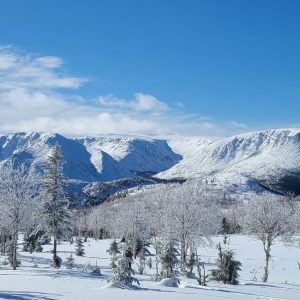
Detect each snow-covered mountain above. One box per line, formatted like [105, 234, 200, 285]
[0, 128, 299, 203]
[157, 128, 300, 195]
[77, 136, 181, 178]
[0, 131, 181, 185]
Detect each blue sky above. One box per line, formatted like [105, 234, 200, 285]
[0, 0, 299, 136]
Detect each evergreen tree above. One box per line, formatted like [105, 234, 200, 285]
[211, 243, 242, 285]
[185, 252, 197, 278]
[23, 231, 35, 253]
[6, 240, 20, 268]
[107, 240, 121, 269]
[23, 227, 48, 253]
[75, 237, 85, 256]
[159, 240, 180, 278]
[109, 257, 140, 287]
[65, 253, 75, 269]
[40, 144, 72, 268]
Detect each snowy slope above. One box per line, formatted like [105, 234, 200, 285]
[78, 136, 182, 174]
[0, 129, 299, 198]
[0, 132, 100, 182]
[0, 132, 181, 183]
[1, 235, 300, 299]
[157, 129, 300, 194]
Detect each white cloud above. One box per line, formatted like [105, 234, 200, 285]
[34, 56, 63, 69]
[133, 93, 168, 111]
[228, 121, 248, 129]
[98, 93, 168, 113]
[0, 46, 239, 137]
[0, 46, 86, 90]
[175, 101, 184, 108]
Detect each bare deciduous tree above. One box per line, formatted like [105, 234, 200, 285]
[0, 163, 38, 270]
[243, 194, 297, 282]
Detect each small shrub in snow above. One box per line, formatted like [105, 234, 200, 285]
[211, 243, 241, 285]
[82, 261, 92, 273]
[65, 253, 75, 269]
[196, 261, 209, 286]
[82, 261, 102, 275]
[1, 257, 9, 266]
[91, 261, 101, 276]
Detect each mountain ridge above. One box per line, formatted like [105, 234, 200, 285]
[0, 128, 299, 203]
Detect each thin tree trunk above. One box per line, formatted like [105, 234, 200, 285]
[181, 235, 187, 271]
[12, 219, 20, 271]
[1, 227, 5, 256]
[263, 240, 271, 282]
[155, 244, 159, 278]
[12, 226, 18, 270]
[53, 237, 57, 266]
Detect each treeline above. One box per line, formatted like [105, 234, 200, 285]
[0, 144, 299, 286]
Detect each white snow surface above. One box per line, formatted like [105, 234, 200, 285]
[1, 235, 300, 299]
[0, 132, 181, 183]
[158, 128, 300, 188]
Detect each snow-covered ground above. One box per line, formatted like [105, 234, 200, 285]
[1, 235, 300, 299]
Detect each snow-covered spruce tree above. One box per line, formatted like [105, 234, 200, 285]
[65, 253, 75, 269]
[185, 252, 198, 278]
[109, 257, 140, 287]
[107, 240, 121, 269]
[159, 239, 180, 279]
[39, 144, 72, 268]
[242, 194, 297, 282]
[75, 237, 85, 256]
[23, 230, 36, 253]
[23, 226, 48, 253]
[211, 243, 241, 285]
[0, 163, 38, 270]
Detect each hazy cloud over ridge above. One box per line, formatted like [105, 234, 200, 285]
[0, 46, 246, 137]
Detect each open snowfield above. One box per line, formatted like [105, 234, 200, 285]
[1, 235, 300, 300]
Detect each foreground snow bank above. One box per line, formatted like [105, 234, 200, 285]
[157, 278, 180, 287]
[1, 235, 300, 299]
